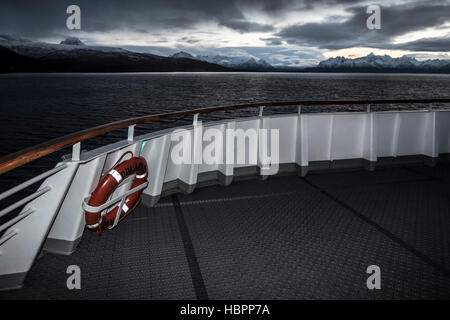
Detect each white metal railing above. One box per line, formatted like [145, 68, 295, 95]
[0, 101, 449, 238]
[0, 123, 139, 244]
[71, 124, 137, 160]
[0, 164, 67, 201]
[0, 186, 51, 220]
[0, 163, 68, 246]
[0, 101, 447, 237]
[0, 229, 18, 248]
[0, 122, 140, 242]
[0, 208, 34, 233]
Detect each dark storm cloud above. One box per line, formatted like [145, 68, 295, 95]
[179, 37, 201, 44]
[388, 37, 450, 51]
[0, 0, 408, 37]
[0, 0, 449, 54]
[219, 19, 274, 32]
[276, 1, 450, 50]
[0, 0, 287, 37]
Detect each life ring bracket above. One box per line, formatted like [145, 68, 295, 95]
[82, 181, 148, 214]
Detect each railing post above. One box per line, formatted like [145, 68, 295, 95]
[193, 113, 199, 126]
[428, 104, 433, 112]
[258, 106, 264, 117]
[72, 142, 81, 161]
[424, 109, 438, 166]
[127, 125, 135, 142]
[296, 105, 308, 176]
[366, 104, 371, 113]
[112, 196, 126, 229]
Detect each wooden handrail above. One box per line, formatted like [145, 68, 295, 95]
[1, 98, 450, 175]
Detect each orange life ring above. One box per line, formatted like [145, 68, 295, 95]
[85, 154, 148, 233]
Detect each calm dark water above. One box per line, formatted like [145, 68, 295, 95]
[0, 72, 449, 191]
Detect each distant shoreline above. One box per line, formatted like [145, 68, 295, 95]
[2, 43, 450, 74]
[2, 71, 450, 75]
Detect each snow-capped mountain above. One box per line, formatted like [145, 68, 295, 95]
[0, 35, 231, 72]
[60, 37, 85, 46]
[170, 51, 195, 59]
[171, 51, 273, 71]
[239, 57, 273, 70]
[0, 34, 127, 58]
[317, 53, 450, 71]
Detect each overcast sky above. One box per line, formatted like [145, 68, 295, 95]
[1, 0, 449, 66]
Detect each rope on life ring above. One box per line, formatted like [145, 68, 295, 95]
[84, 151, 148, 233]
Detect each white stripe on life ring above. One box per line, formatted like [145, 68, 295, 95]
[135, 173, 146, 179]
[109, 169, 122, 183]
[86, 217, 102, 229]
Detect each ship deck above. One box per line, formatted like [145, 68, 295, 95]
[2, 162, 450, 299]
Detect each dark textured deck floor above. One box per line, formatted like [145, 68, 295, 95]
[2, 163, 450, 299]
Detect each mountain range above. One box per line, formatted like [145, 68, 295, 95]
[0, 35, 231, 72]
[170, 51, 274, 71]
[310, 53, 450, 73]
[1, 35, 450, 73]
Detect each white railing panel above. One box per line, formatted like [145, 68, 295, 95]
[45, 155, 107, 254]
[0, 162, 78, 281]
[331, 113, 366, 160]
[266, 116, 297, 164]
[396, 112, 428, 156]
[375, 113, 398, 157]
[305, 114, 334, 162]
[140, 135, 171, 197]
[198, 123, 223, 174]
[232, 119, 261, 168]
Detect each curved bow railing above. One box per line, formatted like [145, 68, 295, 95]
[1, 98, 450, 175]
